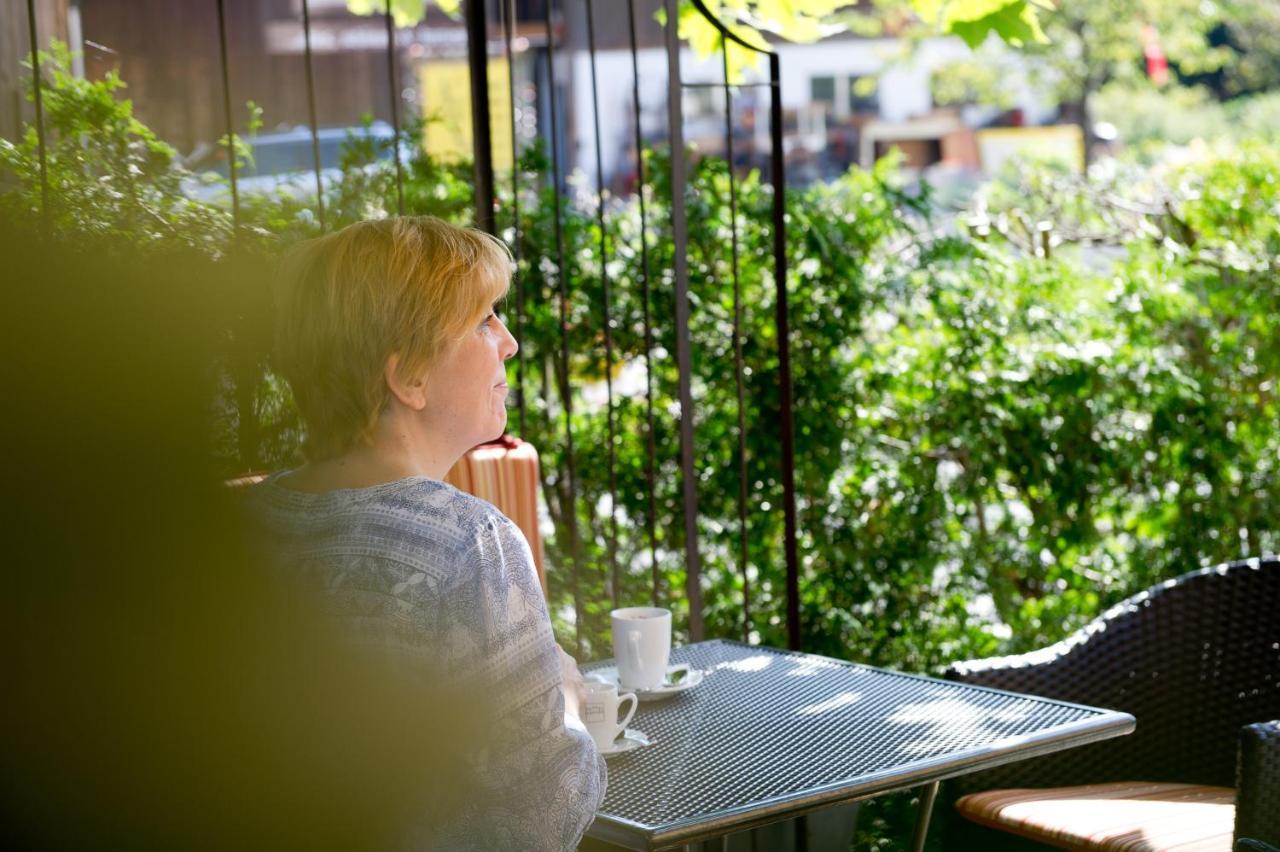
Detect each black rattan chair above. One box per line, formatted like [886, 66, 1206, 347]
[941, 556, 1280, 851]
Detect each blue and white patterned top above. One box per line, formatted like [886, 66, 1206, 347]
[249, 474, 606, 850]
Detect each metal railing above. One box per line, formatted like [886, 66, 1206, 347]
[19, 0, 802, 651]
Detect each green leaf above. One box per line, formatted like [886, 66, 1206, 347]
[946, 0, 1048, 48]
[346, 0, 446, 26]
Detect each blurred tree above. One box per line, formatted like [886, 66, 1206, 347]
[1190, 4, 1280, 98]
[901, 0, 1279, 163]
[347, 0, 1051, 80]
[1015, 0, 1242, 162]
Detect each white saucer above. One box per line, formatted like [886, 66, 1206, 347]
[589, 666, 705, 701]
[599, 728, 653, 758]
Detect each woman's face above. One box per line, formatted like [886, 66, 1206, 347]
[421, 306, 518, 449]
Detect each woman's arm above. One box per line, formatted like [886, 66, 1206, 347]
[559, 644, 586, 722]
[436, 513, 606, 851]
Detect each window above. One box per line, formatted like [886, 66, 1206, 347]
[849, 76, 879, 113]
[810, 76, 836, 108]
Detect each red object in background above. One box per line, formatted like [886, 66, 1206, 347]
[1142, 25, 1169, 87]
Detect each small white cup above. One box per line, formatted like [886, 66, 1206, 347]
[582, 681, 637, 750]
[611, 606, 690, 690]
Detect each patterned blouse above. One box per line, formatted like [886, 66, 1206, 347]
[249, 474, 606, 850]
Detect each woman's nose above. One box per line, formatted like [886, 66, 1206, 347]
[499, 318, 519, 361]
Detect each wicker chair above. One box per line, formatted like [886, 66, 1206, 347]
[941, 557, 1280, 851]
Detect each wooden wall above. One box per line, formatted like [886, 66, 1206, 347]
[77, 0, 401, 155]
[1, 0, 69, 141]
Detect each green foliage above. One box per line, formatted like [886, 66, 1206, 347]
[0, 45, 474, 471]
[348, 0, 1048, 82]
[8, 41, 1278, 667]
[905, 0, 1278, 161]
[666, 0, 1054, 81]
[6, 46, 1280, 845]
[347, 0, 455, 27]
[930, 49, 1019, 108]
[1094, 83, 1280, 155]
[912, 0, 1050, 48]
[0, 42, 230, 250]
[1219, 0, 1280, 97]
[1033, 0, 1232, 93]
[496, 140, 1280, 675]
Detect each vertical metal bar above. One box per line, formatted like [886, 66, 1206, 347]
[214, 0, 240, 230]
[769, 53, 800, 651]
[720, 37, 751, 644]
[909, 781, 941, 852]
[384, 0, 405, 216]
[501, 0, 526, 437]
[466, 0, 495, 232]
[584, 0, 620, 611]
[300, 0, 326, 231]
[627, 0, 660, 606]
[24, 0, 49, 227]
[665, 0, 703, 642]
[543, 0, 584, 654]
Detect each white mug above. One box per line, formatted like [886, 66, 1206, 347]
[611, 606, 690, 690]
[582, 681, 637, 750]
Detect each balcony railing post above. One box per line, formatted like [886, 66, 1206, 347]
[626, 0, 661, 607]
[665, 0, 704, 642]
[214, 0, 240, 231]
[584, 0, 621, 612]
[720, 28, 752, 644]
[466, 0, 495, 233]
[684, 0, 796, 649]
[24, 0, 49, 228]
[542, 0, 585, 655]
[300, 0, 326, 231]
[384, 0, 405, 215]
[768, 51, 799, 652]
[500, 0, 527, 437]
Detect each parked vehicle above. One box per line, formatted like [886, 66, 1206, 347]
[183, 122, 403, 201]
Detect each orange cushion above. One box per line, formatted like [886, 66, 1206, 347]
[956, 781, 1236, 851]
[444, 438, 546, 593]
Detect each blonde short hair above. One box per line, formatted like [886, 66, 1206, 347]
[274, 216, 512, 461]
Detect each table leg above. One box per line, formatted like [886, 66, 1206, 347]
[908, 781, 940, 852]
[794, 814, 808, 852]
[676, 837, 727, 852]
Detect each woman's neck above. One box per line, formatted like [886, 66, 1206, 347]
[281, 418, 463, 494]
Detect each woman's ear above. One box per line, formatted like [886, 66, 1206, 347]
[384, 352, 428, 411]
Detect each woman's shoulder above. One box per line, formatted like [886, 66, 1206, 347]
[381, 477, 516, 544]
[249, 474, 513, 564]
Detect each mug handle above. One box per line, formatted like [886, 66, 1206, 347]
[616, 691, 638, 735]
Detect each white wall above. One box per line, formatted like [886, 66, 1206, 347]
[567, 35, 1052, 188]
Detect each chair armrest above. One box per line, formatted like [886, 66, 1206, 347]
[1236, 720, 1280, 848]
[943, 630, 1139, 794]
[946, 558, 1280, 797]
[1236, 840, 1280, 852]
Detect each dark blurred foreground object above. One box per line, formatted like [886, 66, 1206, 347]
[0, 222, 483, 849]
[940, 557, 1280, 851]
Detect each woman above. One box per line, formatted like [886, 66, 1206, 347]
[250, 216, 605, 850]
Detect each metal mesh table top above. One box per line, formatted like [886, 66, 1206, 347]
[583, 640, 1134, 849]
